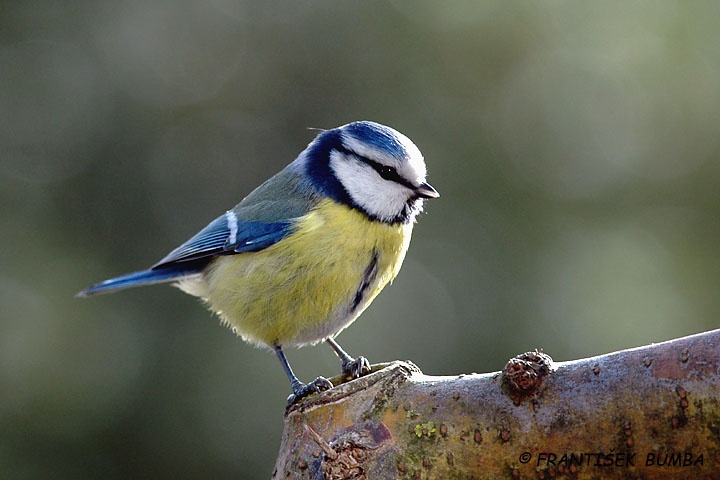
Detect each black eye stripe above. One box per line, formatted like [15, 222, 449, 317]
[333, 145, 416, 190]
[362, 158, 415, 190]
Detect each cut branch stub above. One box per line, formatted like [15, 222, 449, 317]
[501, 349, 553, 403]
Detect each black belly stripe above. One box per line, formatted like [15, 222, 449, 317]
[350, 251, 379, 312]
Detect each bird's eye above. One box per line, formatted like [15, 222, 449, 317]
[378, 166, 396, 180]
[361, 158, 414, 189]
[371, 164, 401, 182]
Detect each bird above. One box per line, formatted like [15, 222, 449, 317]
[78, 120, 438, 403]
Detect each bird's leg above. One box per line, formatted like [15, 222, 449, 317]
[273, 344, 332, 404]
[326, 337, 371, 379]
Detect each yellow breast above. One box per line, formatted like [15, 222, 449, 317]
[192, 199, 413, 347]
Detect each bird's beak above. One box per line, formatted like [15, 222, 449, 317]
[415, 181, 440, 199]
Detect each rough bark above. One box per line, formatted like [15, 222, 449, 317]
[273, 329, 720, 479]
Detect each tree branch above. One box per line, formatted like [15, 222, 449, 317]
[273, 329, 720, 479]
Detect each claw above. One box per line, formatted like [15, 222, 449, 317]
[342, 355, 371, 379]
[326, 338, 371, 380]
[287, 376, 333, 404]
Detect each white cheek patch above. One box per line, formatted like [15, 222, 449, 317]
[330, 151, 411, 221]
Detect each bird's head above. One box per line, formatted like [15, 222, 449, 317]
[301, 121, 439, 224]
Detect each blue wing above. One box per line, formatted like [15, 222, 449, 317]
[77, 216, 295, 297]
[151, 167, 316, 268]
[78, 167, 316, 297]
[152, 213, 294, 268]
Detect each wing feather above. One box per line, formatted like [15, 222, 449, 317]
[151, 167, 319, 269]
[152, 215, 294, 269]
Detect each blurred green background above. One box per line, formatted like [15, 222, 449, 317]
[3, 1, 720, 478]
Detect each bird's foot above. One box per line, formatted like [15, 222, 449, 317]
[342, 355, 371, 379]
[286, 376, 333, 405]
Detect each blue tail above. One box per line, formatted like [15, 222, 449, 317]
[77, 265, 202, 297]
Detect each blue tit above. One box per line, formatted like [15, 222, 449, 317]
[78, 120, 438, 402]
